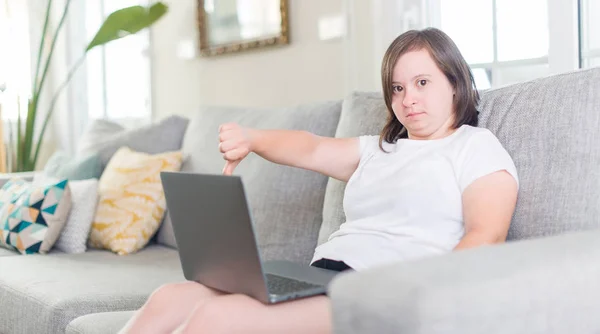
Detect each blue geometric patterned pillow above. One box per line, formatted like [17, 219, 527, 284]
[0, 178, 72, 254]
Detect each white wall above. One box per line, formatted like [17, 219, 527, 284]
[150, 0, 346, 120]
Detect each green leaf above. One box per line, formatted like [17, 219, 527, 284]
[86, 3, 168, 52]
[16, 101, 22, 172]
[33, 0, 53, 94]
[23, 100, 36, 171]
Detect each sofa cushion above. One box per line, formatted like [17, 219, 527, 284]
[0, 171, 36, 188]
[329, 228, 600, 334]
[77, 119, 125, 154]
[77, 116, 189, 171]
[478, 67, 600, 241]
[43, 151, 103, 181]
[0, 247, 18, 256]
[0, 178, 72, 254]
[66, 311, 134, 334]
[157, 209, 177, 249]
[89, 148, 183, 255]
[0, 245, 183, 334]
[318, 92, 388, 246]
[32, 176, 99, 254]
[158, 101, 342, 264]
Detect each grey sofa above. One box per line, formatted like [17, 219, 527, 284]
[1, 67, 599, 334]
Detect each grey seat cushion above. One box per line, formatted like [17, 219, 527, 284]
[0, 245, 184, 334]
[157, 101, 342, 264]
[318, 92, 388, 245]
[329, 228, 600, 334]
[478, 67, 600, 240]
[0, 247, 18, 257]
[66, 311, 135, 334]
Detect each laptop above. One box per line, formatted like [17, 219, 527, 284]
[160, 171, 340, 304]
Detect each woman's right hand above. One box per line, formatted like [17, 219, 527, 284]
[218, 123, 254, 175]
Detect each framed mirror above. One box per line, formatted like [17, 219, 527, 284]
[197, 0, 290, 57]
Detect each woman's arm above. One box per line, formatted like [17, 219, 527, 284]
[454, 170, 518, 250]
[219, 123, 361, 182]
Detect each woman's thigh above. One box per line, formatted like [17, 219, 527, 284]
[121, 281, 226, 334]
[145, 281, 225, 312]
[178, 294, 332, 334]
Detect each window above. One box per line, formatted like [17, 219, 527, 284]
[0, 0, 31, 121]
[580, 0, 600, 68]
[0, 1, 152, 156]
[84, 0, 152, 124]
[425, 0, 583, 90]
[429, 0, 551, 89]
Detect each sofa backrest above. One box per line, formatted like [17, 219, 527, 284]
[319, 67, 600, 244]
[156, 101, 342, 264]
[318, 92, 388, 245]
[478, 67, 600, 241]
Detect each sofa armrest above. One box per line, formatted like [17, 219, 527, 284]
[0, 172, 37, 188]
[328, 229, 600, 334]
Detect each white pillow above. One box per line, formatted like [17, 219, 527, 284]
[34, 175, 99, 253]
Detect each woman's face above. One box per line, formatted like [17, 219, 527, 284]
[391, 49, 456, 140]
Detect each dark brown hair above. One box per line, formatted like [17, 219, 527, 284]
[379, 27, 479, 151]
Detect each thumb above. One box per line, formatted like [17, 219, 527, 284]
[222, 160, 240, 175]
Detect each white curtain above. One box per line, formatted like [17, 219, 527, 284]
[343, 0, 428, 94]
[24, 0, 91, 162]
[0, 0, 33, 171]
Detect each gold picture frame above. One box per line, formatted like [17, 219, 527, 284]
[197, 0, 290, 57]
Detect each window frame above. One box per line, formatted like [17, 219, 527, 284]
[579, 0, 600, 67]
[425, 0, 581, 87]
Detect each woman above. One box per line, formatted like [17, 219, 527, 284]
[120, 27, 519, 334]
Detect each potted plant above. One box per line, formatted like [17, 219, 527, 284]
[11, 0, 168, 172]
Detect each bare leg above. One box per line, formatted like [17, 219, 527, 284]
[119, 281, 225, 334]
[177, 294, 332, 334]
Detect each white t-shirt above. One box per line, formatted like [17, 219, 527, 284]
[311, 125, 519, 271]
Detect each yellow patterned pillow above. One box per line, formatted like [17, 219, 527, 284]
[88, 147, 183, 255]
